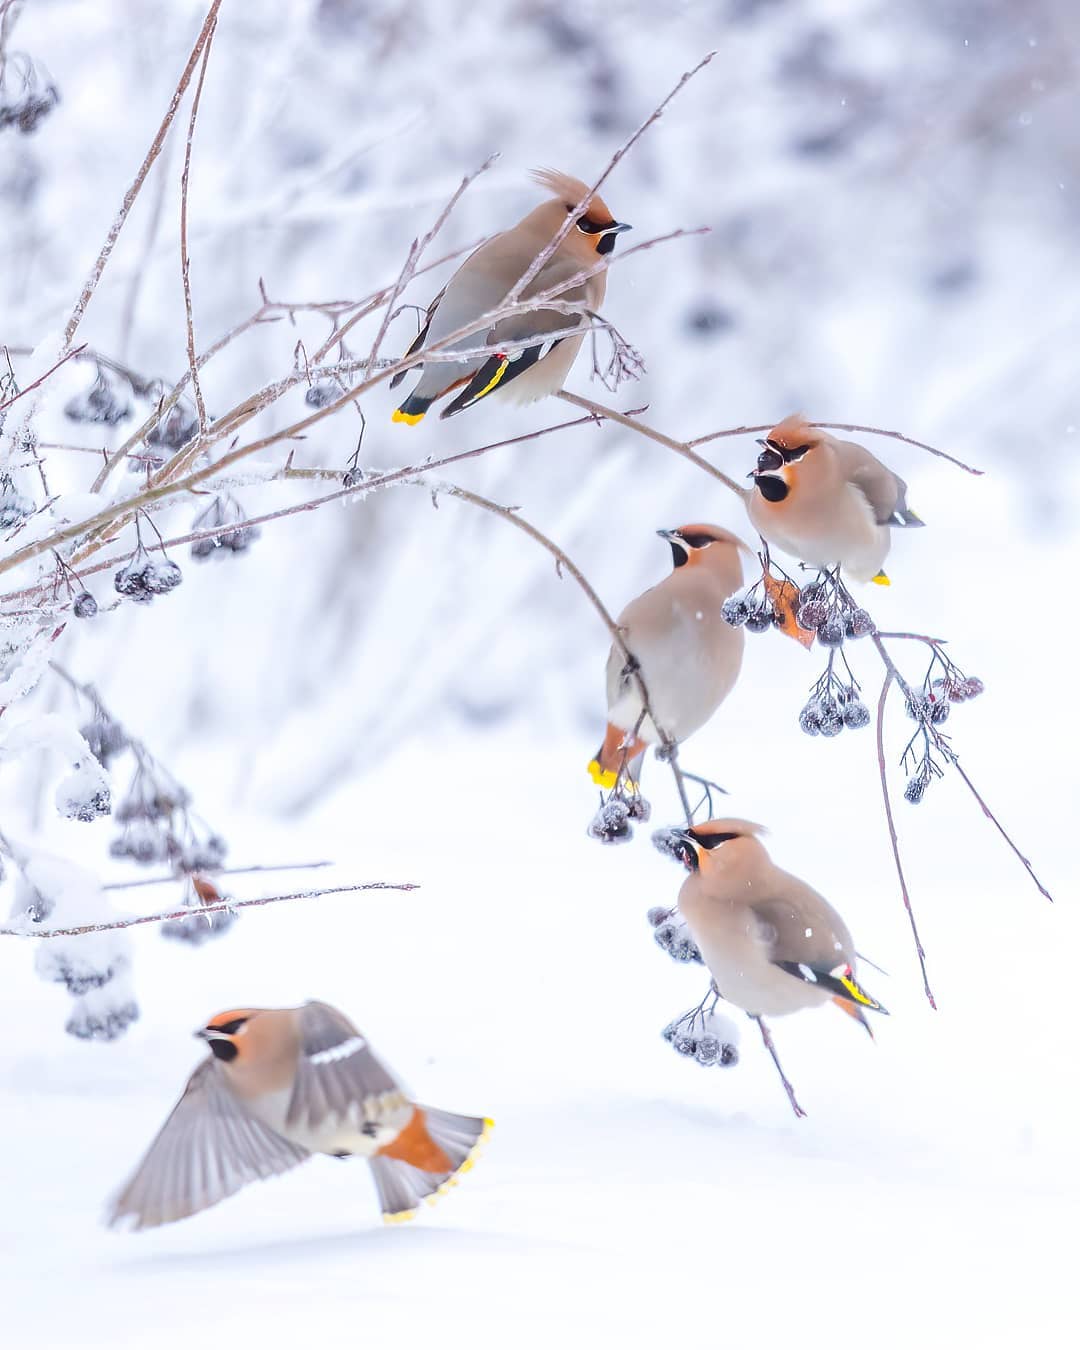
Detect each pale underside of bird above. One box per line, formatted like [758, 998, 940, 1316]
[747, 413, 924, 584]
[107, 1001, 492, 1231]
[391, 168, 630, 424]
[589, 525, 747, 789]
[669, 819, 887, 1032]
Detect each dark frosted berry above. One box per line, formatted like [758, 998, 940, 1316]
[721, 596, 750, 627]
[842, 700, 871, 729]
[651, 828, 686, 862]
[342, 467, 366, 489]
[719, 1043, 739, 1067]
[695, 1035, 720, 1065]
[798, 583, 826, 608]
[798, 700, 823, 736]
[673, 936, 702, 963]
[745, 607, 774, 634]
[903, 777, 927, 805]
[796, 600, 828, 630]
[305, 382, 338, 408]
[625, 795, 651, 822]
[81, 718, 127, 765]
[160, 908, 237, 946]
[653, 922, 678, 951]
[143, 558, 183, 594]
[65, 373, 131, 426]
[646, 906, 671, 928]
[905, 695, 932, 722]
[674, 1036, 698, 1056]
[66, 1001, 139, 1043]
[661, 1021, 679, 1043]
[817, 618, 845, 648]
[818, 699, 844, 737]
[929, 698, 950, 725]
[64, 787, 111, 823]
[147, 403, 198, 451]
[114, 560, 150, 598]
[845, 608, 874, 638]
[72, 591, 98, 619]
[960, 677, 984, 699]
[221, 525, 257, 553]
[190, 537, 217, 561]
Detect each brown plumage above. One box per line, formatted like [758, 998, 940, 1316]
[588, 525, 748, 788]
[391, 168, 630, 424]
[107, 1001, 493, 1230]
[747, 414, 924, 584]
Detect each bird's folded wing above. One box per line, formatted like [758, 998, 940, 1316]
[286, 1001, 405, 1131]
[107, 1059, 310, 1231]
[834, 438, 906, 525]
[389, 286, 447, 388]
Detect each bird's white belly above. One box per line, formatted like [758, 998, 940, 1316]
[751, 487, 887, 583]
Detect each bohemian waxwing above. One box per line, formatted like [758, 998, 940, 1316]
[107, 1001, 493, 1230]
[746, 414, 924, 585]
[667, 819, 886, 1033]
[588, 525, 749, 789]
[391, 168, 630, 424]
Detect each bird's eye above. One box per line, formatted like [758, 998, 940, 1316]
[756, 448, 784, 473]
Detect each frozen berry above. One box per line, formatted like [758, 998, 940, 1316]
[721, 596, 750, 627]
[0, 490, 33, 528]
[796, 600, 828, 630]
[342, 466, 366, 489]
[903, 777, 927, 805]
[72, 591, 98, 619]
[143, 558, 183, 594]
[66, 1001, 139, 1042]
[661, 1021, 679, 1043]
[653, 922, 678, 952]
[674, 1036, 698, 1057]
[817, 618, 845, 648]
[745, 606, 774, 633]
[929, 699, 950, 725]
[818, 699, 844, 737]
[65, 373, 131, 426]
[719, 1043, 739, 1067]
[147, 403, 198, 451]
[305, 382, 338, 408]
[113, 560, 150, 598]
[695, 1035, 720, 1065]
[646, 906, 671, 928]
[190, 537, 217, 561]
[842, 699, 871, 729]
[673, 936, 702, 963]
[798, 700, 823, 736]
[625, 795, 651, 823]
[798, 582, 826, 607]
[905, 695, 932, 722]
[220, 525, 257, 553]
[845, 608, 874, 638]
[960, 677, 984, 700]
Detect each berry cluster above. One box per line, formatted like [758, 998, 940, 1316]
[587, 790, 650, 845]
[305, 381, 340, 409]
[142, 399, 199, 466]
[0, 55, 59, 135]
[64, 369, 132, 426]
[721, 588, 779, 634]
[896, 650, 985, 806]
[662, 1005, 740, 1069]
[190, 495, 259, 561]
[114, 548, 183, 604]
[792, 577, 874, 648]
[798, 683, 870, 737]
[0, 476, 33, 530]
[646, 906, 703, 963]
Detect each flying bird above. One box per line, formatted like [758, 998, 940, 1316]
[391, 168, 630, 424]
[746, 414, 923, 584]
[108, 1001, 492, 1229]
[666, 818, 887, 1035]
[589, 524, 748, 789]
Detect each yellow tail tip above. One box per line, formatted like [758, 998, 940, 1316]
[871, 570, 891, 587]
[391, 408, 425, 426]
[588, 759, 619, 789]
[425, 1117, 494, 1206]
[383, 1207, 417, 1225]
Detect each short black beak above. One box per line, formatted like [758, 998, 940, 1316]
[656, 527, 678, 540]
[607, 221, 632, 234]
[755, 438, 768, 449]
[747, 470, 758, 479]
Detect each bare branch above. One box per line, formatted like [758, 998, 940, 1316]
[0, 880, 419, 939]
[103, 860, 332, 891]
[0, 346, 86, 412]
[61, 0, 224, 350]
[689, 419, 982, 476]
[179, 5, 219, 431]
[950, 759, 1055, 903]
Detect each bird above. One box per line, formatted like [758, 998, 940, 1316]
[390, 168, 630, 424]
[107, 1001, 493, 1230]
[667, 818, 887, 1035]
[746, 413, 924, 585]
[588, 524, 749, 790]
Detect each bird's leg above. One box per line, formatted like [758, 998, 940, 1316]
[751, 1014, 807, 1119]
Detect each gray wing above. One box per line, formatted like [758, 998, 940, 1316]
[107, 1059, 310, 1231]
[833, 437, 910, 526]
[750, 894, 854, 971]
[285, 1001, 405, 1132]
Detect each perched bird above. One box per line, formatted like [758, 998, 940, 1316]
[668, 818, 886, 1034]
[391, 168, 630, 424]
[746, 413, 924, 585]
[588, 525, 748, 789]
[108, 1001, 492, 1230]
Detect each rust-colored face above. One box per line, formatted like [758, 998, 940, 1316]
[532, 167, 631, 255]
[197, 1008, 262, 1063]
[658, 523, 741, 569]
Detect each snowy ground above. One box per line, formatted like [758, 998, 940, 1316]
[3, 669, 1076, 1348]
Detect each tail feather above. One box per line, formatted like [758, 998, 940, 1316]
[370, 1107, 493, 1223]
[587, 722, 647, 789]
[832, 995, 875, 1040]
[391, 391, 434, 426]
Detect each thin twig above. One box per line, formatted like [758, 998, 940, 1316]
[875, 668, 937, 1008]
[179, 7, 219, 431]
[688, 419, 981, 476]
[0, 880, 419, 939]
[0, 347, 86, 412]
[103, 860, 333, 891]
[949, 759, 1054, 902]
[556, 390, 747, 497]
[752, 1014, 806, 1118]
[61, 0, 224, 350]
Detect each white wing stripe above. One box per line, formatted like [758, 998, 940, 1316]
[308, 1035, 367, 1066]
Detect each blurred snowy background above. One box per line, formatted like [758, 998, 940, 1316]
[1, 1, 1078, 1346]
